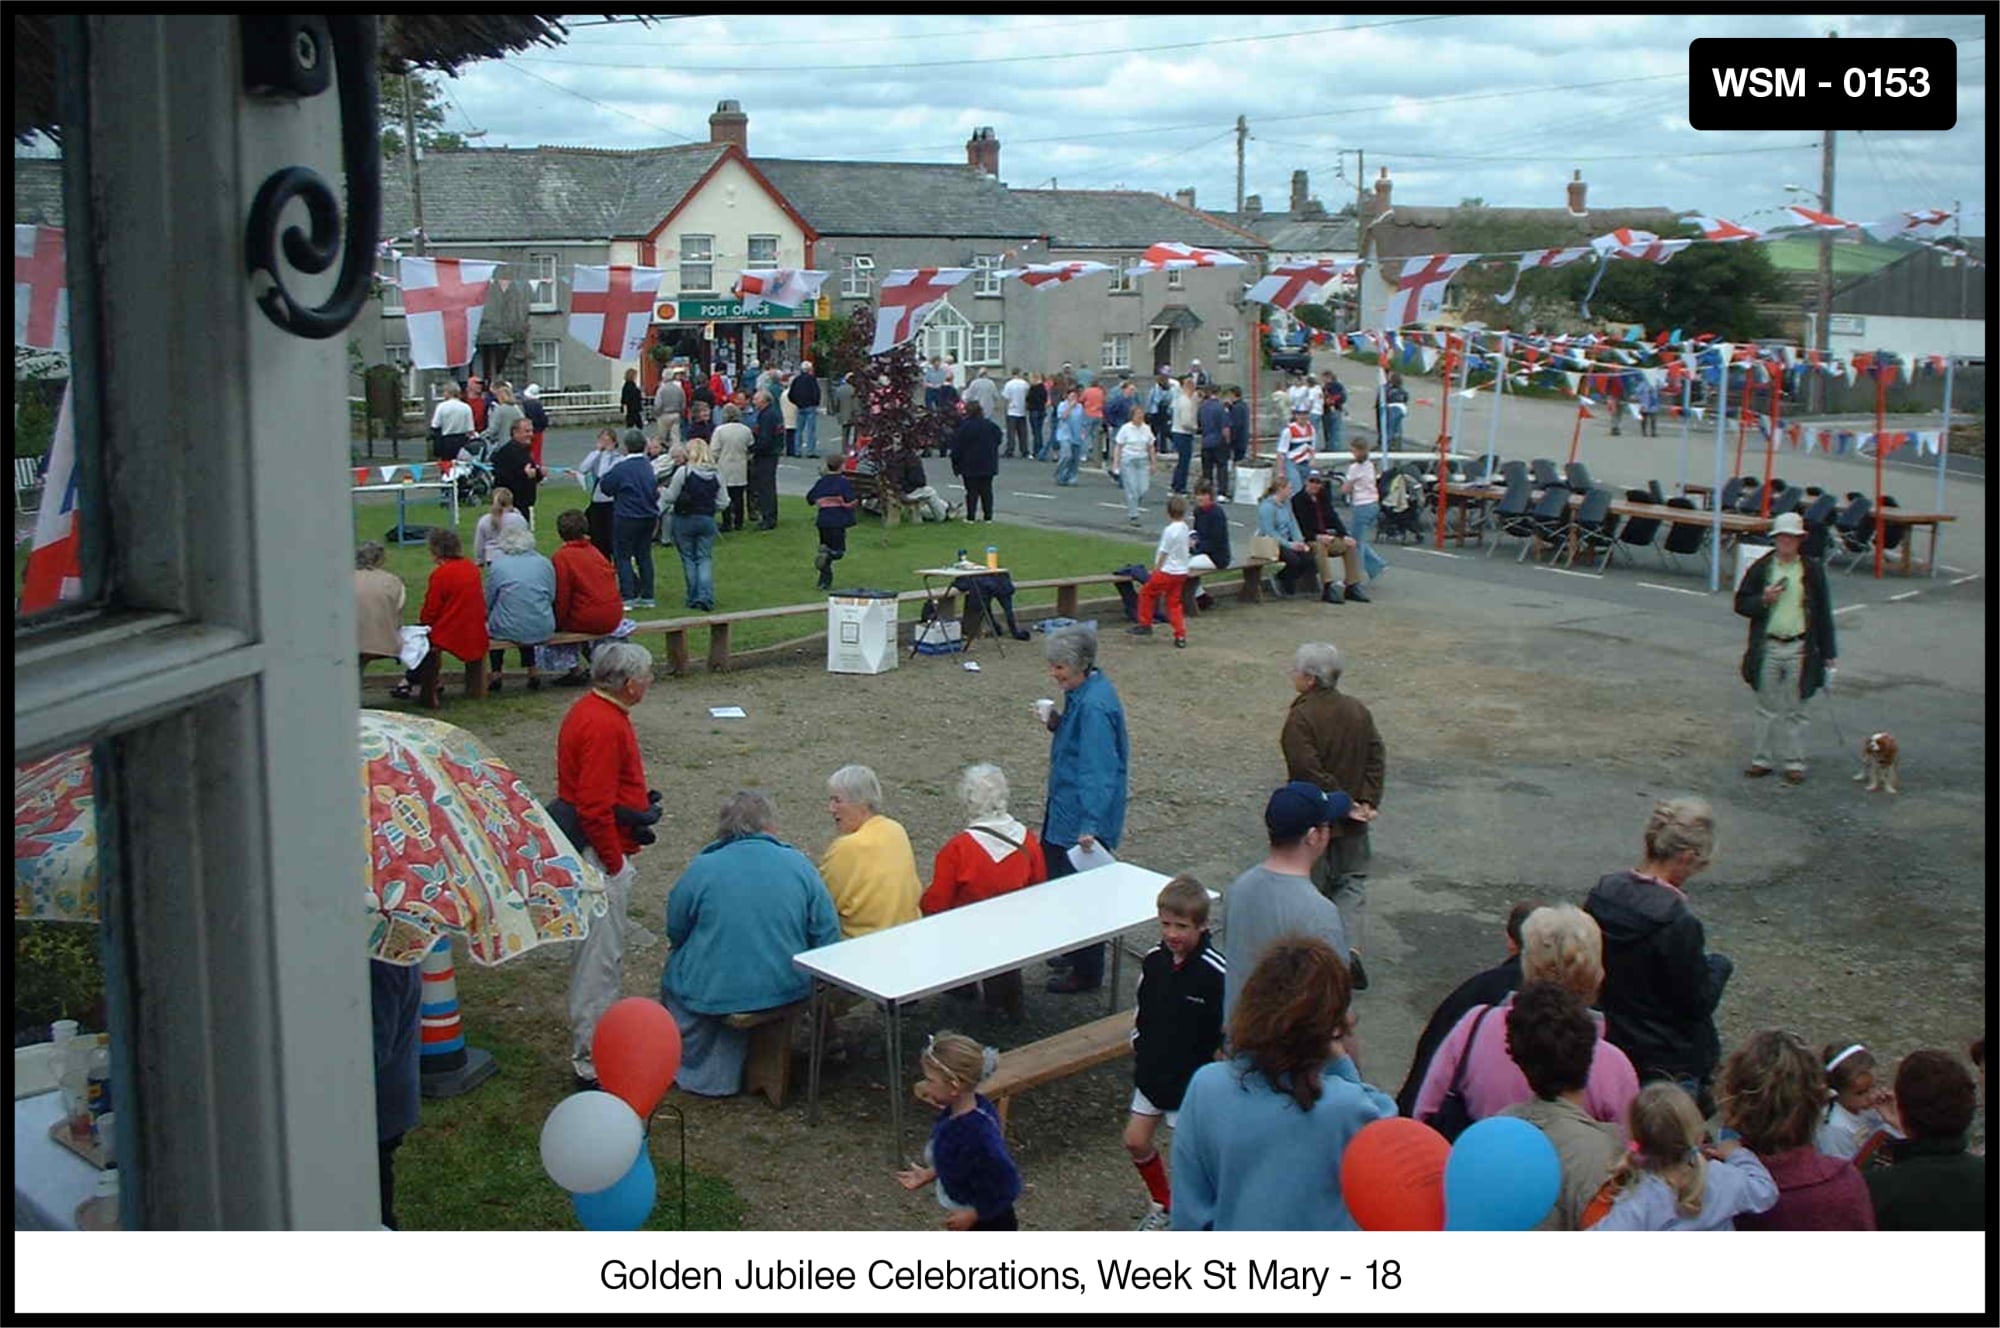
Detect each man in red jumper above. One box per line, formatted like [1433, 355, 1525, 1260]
[559, 640, 656, 1086]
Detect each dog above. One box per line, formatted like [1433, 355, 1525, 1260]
[1855, 731, 1900, 795]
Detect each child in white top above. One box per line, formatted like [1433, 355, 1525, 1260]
[1589, 1082, 1779, 1231]
[1815, 1042, 1903, 1162]
[471, 487, 531, 566]
[1129, 495, 1192, 647]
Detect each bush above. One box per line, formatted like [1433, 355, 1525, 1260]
[13, 922, 104, 1045]
[14, 392, 54, 458]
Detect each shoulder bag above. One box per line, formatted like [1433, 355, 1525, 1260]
[1421, 1003, 1496, 1142]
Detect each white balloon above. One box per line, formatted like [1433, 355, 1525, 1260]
[539, 1091, 643, 1194]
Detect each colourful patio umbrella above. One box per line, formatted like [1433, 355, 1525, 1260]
[14, 712, 604, 965]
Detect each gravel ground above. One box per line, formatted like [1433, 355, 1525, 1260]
[448, 553, 1987, 1231]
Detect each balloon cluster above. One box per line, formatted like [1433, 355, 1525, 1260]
[1342, 1116, 1560, 1231]
[538, 998, 683, 1231]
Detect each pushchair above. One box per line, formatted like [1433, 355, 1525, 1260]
[1377, 463, 1427, 544]
[450, 435, 496, 506]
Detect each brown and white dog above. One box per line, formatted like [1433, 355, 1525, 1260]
[1855, 731, 1900, 794]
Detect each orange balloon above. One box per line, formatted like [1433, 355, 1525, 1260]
[1341, 1117, 1449, 1231]
[592, 997, 682, 1117]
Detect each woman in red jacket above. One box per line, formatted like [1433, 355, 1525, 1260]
[921, 763, 1046, 1020]
[395, 528, 489, 708]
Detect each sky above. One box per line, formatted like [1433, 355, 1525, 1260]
[423, 11, 1988, 236]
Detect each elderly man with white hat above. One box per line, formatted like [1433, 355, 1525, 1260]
[1731, 510, 1837, 785]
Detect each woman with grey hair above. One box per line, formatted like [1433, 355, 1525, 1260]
[1585, 796, 1733, 1114]
[817, 764, 923, 939]
[353, 540, 405, 675]
[712, 403, 753, 532]
[484, 522, 555, 691]
[920, 764, 1049, 1020]
[659, 790, 842, 1096]
[1036, 626, 1130, 993]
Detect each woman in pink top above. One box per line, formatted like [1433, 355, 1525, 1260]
[1414, 904, 1640, 1133]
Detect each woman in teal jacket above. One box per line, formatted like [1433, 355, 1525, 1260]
[660, 790, 842, 1096]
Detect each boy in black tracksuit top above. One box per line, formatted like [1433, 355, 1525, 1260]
[804, 455, 857, 590]
[1124, 874, 1225, 1230]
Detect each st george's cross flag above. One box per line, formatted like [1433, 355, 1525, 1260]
[14, 224, 68, 353]
[20, 382, 82, 613]
[1688, 215, 1762, 243]
[1494, 246, 1590, 305]
[1860, 207, 1954, 242]
[871, 267, 973, 354]
[1125, 241, 1247, 276]
[733, 267, 828, 315]
[398, 257, 499, 369]
[1386, 252, 1477, 328]
[996, 260, 1115, 289]
[1782, 204, 1854, 231]
[1244, 260, 1359, 311]
[569, 264, 667, 360]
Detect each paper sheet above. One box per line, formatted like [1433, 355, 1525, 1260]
[708, 706, 747, 719]
[1066, 841, 1118, 873]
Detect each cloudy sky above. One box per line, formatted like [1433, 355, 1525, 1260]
[435, 11, 1986, 234]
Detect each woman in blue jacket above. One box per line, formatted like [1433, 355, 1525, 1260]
[1038, 626, 1129, 994]
[1255, 471, 1318, 599]
[661, 789, 843, 1096]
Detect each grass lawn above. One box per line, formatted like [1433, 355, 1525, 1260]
[356, 481, 1152, 661]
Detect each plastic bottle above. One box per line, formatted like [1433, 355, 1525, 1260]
[985, 545, 999, 570]
[86, 1041, 112, 1131]
[51, 1021, 92, 1142]
[75, 1168, 120, 1231]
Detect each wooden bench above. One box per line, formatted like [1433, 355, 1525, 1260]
[847, 469, 936, 522]
[722, 999, 810, 1108]
[984, 1011, 1133, 1132]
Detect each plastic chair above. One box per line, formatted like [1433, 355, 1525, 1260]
[1560, 487, 1620, 570]
[1830, 496, 1874, 572]
[1717, 476, 1747, 512]
[1485, 473, 1537, 560]
[1563, 461, 1593, 495]
[1530, 458, 1560, 489]
[1658, 497, 1708, 573]
[1799, 493, 1838, 560]
[1647, 478, 1665, 506]
[1521, 483, 1573, 563]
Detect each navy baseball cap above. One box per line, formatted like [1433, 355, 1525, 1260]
[1264, 780, 1353, 841]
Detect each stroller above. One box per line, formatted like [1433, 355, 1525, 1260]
[450, 435, 496, 506]
[1377, 463, 1427, 544]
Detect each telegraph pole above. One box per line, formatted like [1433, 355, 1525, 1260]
[1955, 197, 1967, 316]
[1235, 115, 1247, 213]
[1811, 30, 1836, 412]
[402, 73, 427, 256]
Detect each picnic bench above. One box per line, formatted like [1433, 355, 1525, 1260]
[983, 1011, 1133, 1132]
[723, 999, 811, 1109]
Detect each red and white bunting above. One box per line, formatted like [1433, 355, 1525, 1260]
[399, 257, 499, 369]
[1688, 215, 1762, 243]
[997, 260, 1114, 289]
[1783, 204, 1855, 231]
[1125, 241, 1247, 276]
[569, 264, 668, 360]
[1860, 207, 1955, 242]
[870, 267, 973, 354]
[1244, 260, 1359, 310]
[1386, 252, 1477, 328]
[1493, 246, 1590, 305]
[14, 223, 68, 353]
[19, 382, 81, 613]
[732, 267, 828, 315]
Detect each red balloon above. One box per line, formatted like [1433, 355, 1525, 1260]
[1341, 1117, 1449, 1231]
[592, 997, 682, 1117]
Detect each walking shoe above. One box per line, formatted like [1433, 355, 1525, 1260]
[1173, 637, 1187, 648]
[1743, 763, 1775, 778]
[814, 547, 833, 576]
[1136, 1202, 1172, 1232]
[1127, 625, 1154, 636]
[1321, 584, 1345, 605]
[1344, 583, 1371, 603]
[1348, 950, 1370, 991]
[1782, 769, 1806, 785]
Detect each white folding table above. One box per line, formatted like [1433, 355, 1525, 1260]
[793, 860, 1171, 1159]
[350, 479, 459, 545]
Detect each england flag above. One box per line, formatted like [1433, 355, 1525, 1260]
[14, 224, 68, 353]
[1125, 241, 1248, 276]
[398, 257, 499, 370]
[733, 267, 828, 315]
[996, 260, 1114, 289]
[569, 264, 668, 360]
[19, 383, 82, 613]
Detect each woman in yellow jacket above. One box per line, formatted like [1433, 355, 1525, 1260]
[818, 764, 923, 938]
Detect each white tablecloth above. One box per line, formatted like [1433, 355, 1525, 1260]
[14, 1091, 97, 1231]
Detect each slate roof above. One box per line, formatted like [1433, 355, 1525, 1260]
[1024, 190, 1268, 252]
[751, 158, 1033, 238]
[378, 144, 726, 241]
[12, 156, 62, 225]
[1366, 205, 1683, 260]
[1207, 210, 1359, 254]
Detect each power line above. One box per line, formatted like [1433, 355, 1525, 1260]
[1254, 139, 1820, 164]
[506, 63, 700, 143]
[513, 14, 1454, 75]
[564, 13, 1099, 50]
[1064, 127, 1240, 192]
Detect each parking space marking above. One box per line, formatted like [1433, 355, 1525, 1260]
[1887, 590, 1922, 602]
[1636, 582, 1709, 597]
[1008, 492, 1053, 500]
[1411, 548, 1461, 558]
[1536, 565, 1605, 580]
[1833, 604, 1865, 616]
[1950, 573, 1980, 586]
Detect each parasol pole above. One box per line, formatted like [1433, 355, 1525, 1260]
[1871, 352, 1888, 579]
[1932, 355, 1955, 578]
[418, 937, 498, 1098]
[1758, 363, 1779, 516]
[1483, 339, 1505, 482]
[1433, 333, 1458, 548]
[1565, 395, 1587, 466]
[1709, 352, 1730, 593]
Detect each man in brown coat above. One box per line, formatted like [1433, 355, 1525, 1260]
[1280, 640, 1384, 988]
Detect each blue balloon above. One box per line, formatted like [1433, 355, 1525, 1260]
[1443, 1115, 1560, 1231]
[571, 1139, 656, 1231]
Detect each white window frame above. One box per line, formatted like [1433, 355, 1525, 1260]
[378, 252, 403, 314]
[1217, 328, 1236, 363]
[1102, 332, 1133, 371]
[1167, 267, 1186, 291]
[1108, 256, 1136, 294]
[679, 234, 715, 294]
[973, 253, 1003, 297]
[531, 338, 561, 389]
[13, 15, 377, 1231]
[527, 250, 559, 311]
[746, 234, 780, 268]
[840, 253, 874, 298]
[968, 321, 1004, 366]
[919, 301, 972, 366]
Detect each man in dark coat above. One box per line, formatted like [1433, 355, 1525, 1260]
[370, 958, 422, 1229]
[1394, 901, 1539, 1115]
[749, 389, 784, 530]
[787, 359, 822, 457]
[950, 401, 1003, 523]
[1279, 640, 1385, 988]
[1732, 511, 1837, 784]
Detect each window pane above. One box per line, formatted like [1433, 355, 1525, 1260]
[1167, 268, 1185, 290]
[680, 236, 714, 293]
[528, 252, 557, 309]
[531, 339, 560, 387]
[1218, 330, 1235, 362]
[973, 254, 1002, 297]
[747, 235, 778, 266]
[841, 254, 873, 298]
[377, 254, 403, 313]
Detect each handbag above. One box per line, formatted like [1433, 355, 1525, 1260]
[1421, 1003, 1496, 1143]
[1248, 533, 1283, 562]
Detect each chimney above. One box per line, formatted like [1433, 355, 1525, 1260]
[1368, 167, 1392, 219]
[708, 99, 747, 152]
[1566, 168, 1588, 216]
[1244, 194, 1263, 216]
[1290, 169, 1310, 217]
[1174, 187, 1197, 210]
[964, 126, 1000, 177]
